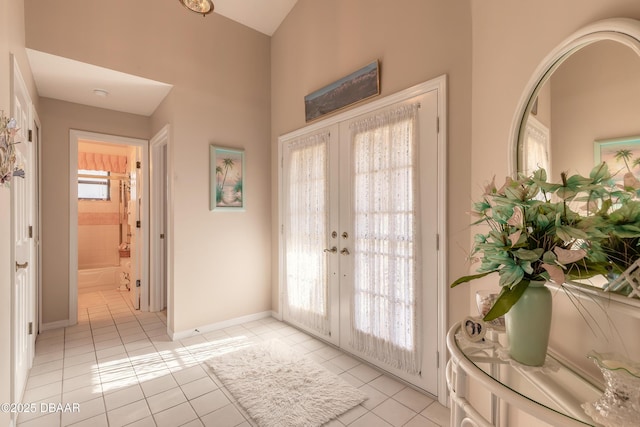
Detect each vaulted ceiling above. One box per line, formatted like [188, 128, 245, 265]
[27, 0, 298, 116]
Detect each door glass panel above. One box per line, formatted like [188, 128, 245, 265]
[283, 131, 330, 335]
[350, 104, 421, 374]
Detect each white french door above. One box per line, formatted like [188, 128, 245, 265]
[281, 128, 340, 343]
[280, 79, 445, 396]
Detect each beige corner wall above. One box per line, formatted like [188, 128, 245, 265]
[270, 0, 473, 326]
[39, 98, 150, 324]
[471, 0, 640, 396]
[26, 0, 272, 334]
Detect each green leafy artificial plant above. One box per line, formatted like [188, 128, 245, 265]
[452, 164, 613, 321]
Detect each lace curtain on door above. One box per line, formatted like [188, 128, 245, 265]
[350, 103, 422, 374]
[520, 117, 550, 176]
[284, 131, 331, 335]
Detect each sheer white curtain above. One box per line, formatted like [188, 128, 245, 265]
[521, 116, 550, 176]
[283, 131, 331, 335]
[349, 103, 422, 374]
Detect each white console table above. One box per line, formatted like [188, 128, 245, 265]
[446, 322, 604, 426]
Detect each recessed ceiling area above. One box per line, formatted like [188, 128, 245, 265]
[26, 49, 174, 116]
[26, 0, 297, 117]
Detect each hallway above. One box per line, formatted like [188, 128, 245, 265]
[17, 290, 450, 427]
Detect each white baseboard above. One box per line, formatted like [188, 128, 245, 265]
[271, 310, 282, 321]
[170, 311, 274, 341]
[40, 319, 71, 331]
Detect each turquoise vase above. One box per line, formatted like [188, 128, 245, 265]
[505, 282, 552, 366]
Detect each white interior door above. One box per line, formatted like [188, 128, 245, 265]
[280, 81, 444, 396]
[11, 57, 36, 405]
[129, 147, 142, 309]
[150, 127, 169, 312]
[160, 145, 167, 310]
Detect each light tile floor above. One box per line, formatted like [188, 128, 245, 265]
[17, 289, 450, 427]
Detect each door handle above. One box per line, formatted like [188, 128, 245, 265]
[340, 248, 351, 255]
[15, 261, 28, 272]
[323, 246, 337, 254]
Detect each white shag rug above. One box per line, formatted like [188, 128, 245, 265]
[206, 339, 367, 427]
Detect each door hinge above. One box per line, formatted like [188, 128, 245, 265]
[436, 351, 440, 368]
[436, 117, 440, 133]
[28, 129, 33, 142]
[28, 322, 33, 335]
[136, 220, 141, 228]
[28, 225, 33, 238]
[436, 233, 440, 250]
[136, 280, 141, 288]
[160, 233, 165, 239]
[136, 161, 141, 169]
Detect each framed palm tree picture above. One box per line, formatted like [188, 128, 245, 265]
[210, 146, 245, 211]
[594, 135, 640, 187]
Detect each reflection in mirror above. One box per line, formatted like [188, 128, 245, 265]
[517, 38, 640, 298]
[519, 40, 640, 182]
[520, 115, 550, 176]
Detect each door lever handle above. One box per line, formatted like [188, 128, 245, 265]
[340, 248, 351, 255]
[323, 246, 337, 254]
[15, 261, 28, 272]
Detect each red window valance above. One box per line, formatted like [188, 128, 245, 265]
[78, 152, 128, 174]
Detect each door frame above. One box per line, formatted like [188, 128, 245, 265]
[149, 125, 171, 317]
[33, 111, 41, 335]
[277, 75, 448, 403]
[69, 130, 149, 322]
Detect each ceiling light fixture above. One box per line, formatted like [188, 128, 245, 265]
[93, 88, 109, 98]
[179, 0, 214, 17]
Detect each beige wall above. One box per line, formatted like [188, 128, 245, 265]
[270, 0, 473, 326]
[471, 0, 640, 387]
[26, 0, 273, 334]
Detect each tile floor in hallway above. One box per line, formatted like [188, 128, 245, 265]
[17, 289, 450, 427]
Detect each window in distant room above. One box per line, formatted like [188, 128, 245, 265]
[78, 169, 110, 200]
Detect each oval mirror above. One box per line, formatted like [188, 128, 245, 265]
[511, 18, 640, 308]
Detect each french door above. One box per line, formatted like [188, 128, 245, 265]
[280, 80, 444, 395]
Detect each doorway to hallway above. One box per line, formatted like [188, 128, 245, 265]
[69, 131, 149, 324]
